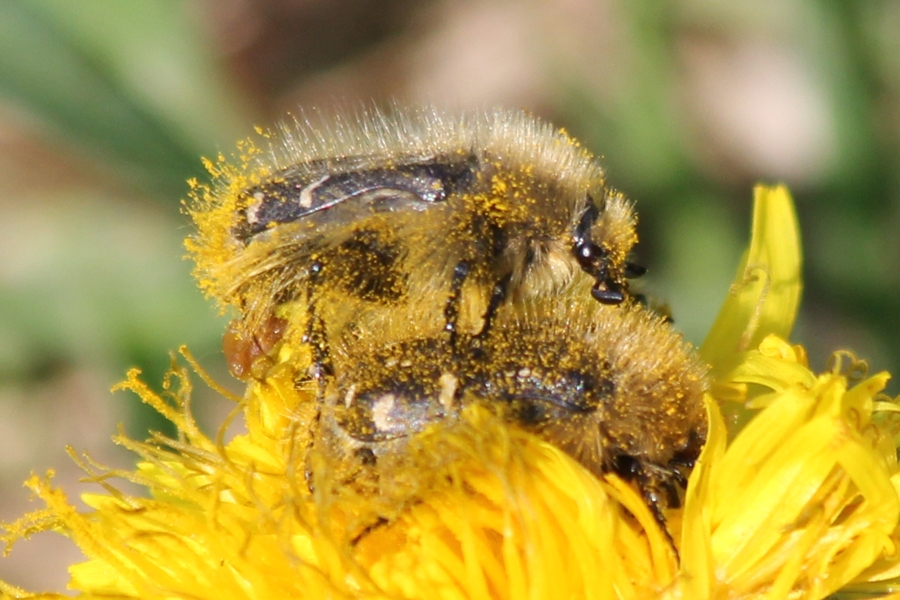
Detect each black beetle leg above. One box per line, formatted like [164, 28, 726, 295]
[624, 261, 647, 279]
[301, 259, 333, 400]
[444, 261, 470, 349]
[476, 272, 512, 340]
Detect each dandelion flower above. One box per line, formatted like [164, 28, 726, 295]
[3, 185, 900, 600]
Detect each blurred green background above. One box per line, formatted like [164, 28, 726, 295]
[1, 0, 898, 590]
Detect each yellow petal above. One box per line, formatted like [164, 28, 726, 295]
[677, 394, 728, 599]
[355, 408, 677, 600]
[677, 365, 900, 599]
[701, 185, 802, 381]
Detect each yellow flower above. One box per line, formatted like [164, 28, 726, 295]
[3, 185, 900, 600]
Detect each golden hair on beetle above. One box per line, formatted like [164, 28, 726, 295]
[186, 106, 709, 538]
[186, 107, 641, 379]
[311, 291, 708, 526]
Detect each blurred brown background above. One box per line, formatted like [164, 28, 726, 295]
[1, 0, 898, 591]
